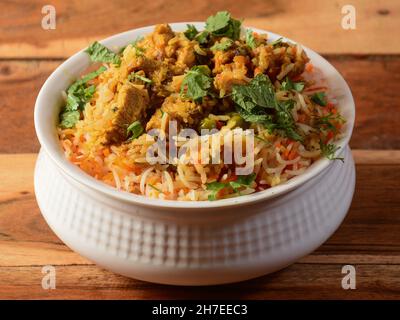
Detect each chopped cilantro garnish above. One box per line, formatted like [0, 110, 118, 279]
[184, 24, 199, 40]
[311, 92, 327, 106]
[245, 29, 257, 49]
[206, 173, 256, 200]
[128, 72, 152, 84]
[205, 11, 241, 40]
[229, 173, 256, 193]
[180, 65, 212, 101]
[210, 38, 233, 51]
[59, 66, 106, 128]
[232, 74, 303, 141]
[127, 121, 144, 140]
[206, 181, 228, 200]
[85, 42, 121, 65]
[316, 112, 345, 133]
[195, 31, 210, 44]
[270, 37, 283, 47]
[60, 111, 80, 129]
[320, 141, 344, 162]
[281, 77, 304, 92]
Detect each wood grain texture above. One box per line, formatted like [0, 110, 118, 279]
[0, 153, 399, 299]
[1, 0, 399, 301]
[0, 0, 398, 58]
[1, 56, 399, 153]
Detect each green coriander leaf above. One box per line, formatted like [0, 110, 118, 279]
[230, 173, 257, 192]
[316, 112, 345, 133]
[281, 77, 304, 92]
[232, 74, 278, 112]
[80, 66, 107, 83]
[232, 74, 303, 141]
[85, 41, 121, 65]
[236, 173, 256, 185]
[320, 141, 344, 162]
[206, 173, 257, 200]
[180, 65, 212, 101]
[245, 29, 257, 49]
[205, 11, 241, 40]
[195, 31, 210, 44]
[60, 110, 80, 129]
[66, 83, 95, 111]
[275, 100, 303, 141]
[205, 11, 231, 32]
[128, 72, 152, 84]
[127, 121, 144, 140]
[132, 45, 145, 56]
[210, 38, 233, 51]
[59, 66, 106, 128]
[311, 92, 327, 106]
[293, 82, 305, 92]
[184, 24, 199, 40]
[270, 37, 283, 47]
[206, 181, 229, 201]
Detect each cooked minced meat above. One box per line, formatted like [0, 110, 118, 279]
[104, 83, 149, 144]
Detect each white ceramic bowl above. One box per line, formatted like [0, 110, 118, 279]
[34, 23, 355, 285]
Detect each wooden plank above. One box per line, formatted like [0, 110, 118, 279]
[0, 264, 399, 299]
[352, 149, 400, 165]
[0, 0, 398, 58]
[0, 241, 90, 267]
[0, 60, 61, 153]
[327, 55, 400, 150]
[1, 56, 399, 153]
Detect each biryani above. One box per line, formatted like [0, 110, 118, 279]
[58, 11, 345, 201]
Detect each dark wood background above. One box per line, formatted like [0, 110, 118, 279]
[0, 0, 399, 299]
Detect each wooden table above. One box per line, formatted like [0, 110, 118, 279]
[0, 0, 399, 299]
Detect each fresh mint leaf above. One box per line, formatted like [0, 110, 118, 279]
[311, 92, 327, 106]
[245, 29, 257, 49]
[184, 24, 199, 40]
[205, 11, 241, 40]
[180, 65, 212, 101]
[232, 74, 303, 141]
[210, 38, 233, 51]
[85, 41, 121, 65]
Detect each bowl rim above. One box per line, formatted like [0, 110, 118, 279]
[34, 22, 355, 209]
